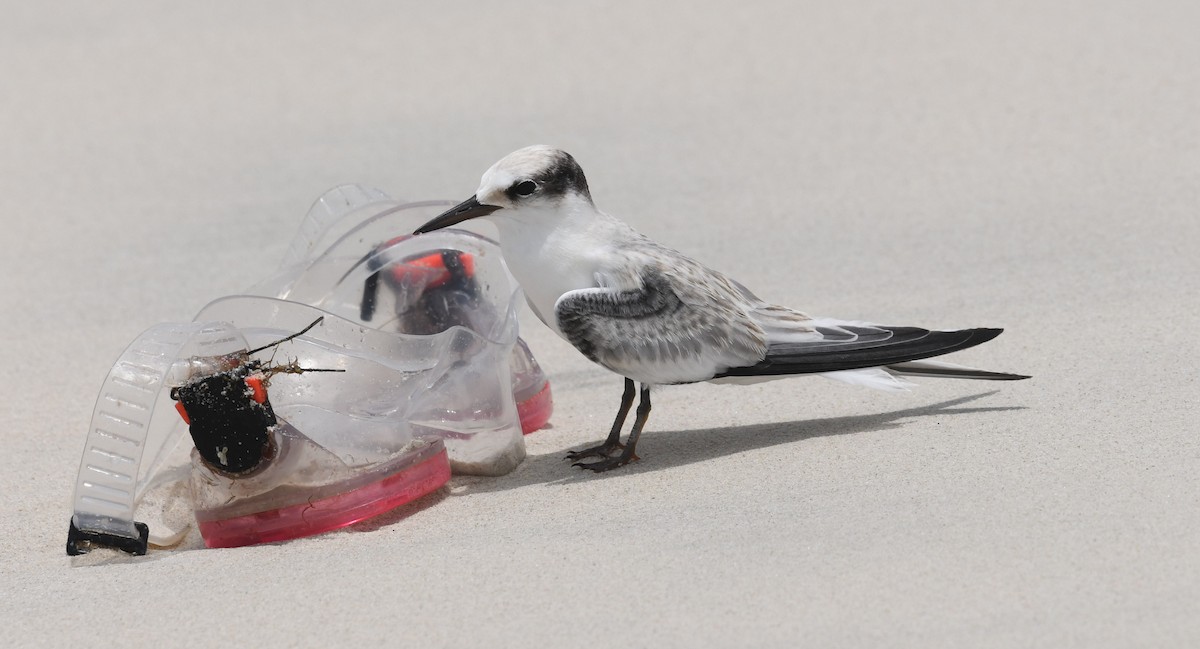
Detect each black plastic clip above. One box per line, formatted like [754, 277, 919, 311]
[66, 519, 150, 556]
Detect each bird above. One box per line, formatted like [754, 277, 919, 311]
[412, 145, 1029, 472]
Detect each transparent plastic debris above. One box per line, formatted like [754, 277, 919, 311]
[68, 314, 457, 552]
[70, 322, 250, 548]
[246, 184, 552, 458]
[67, 186, 553, 554]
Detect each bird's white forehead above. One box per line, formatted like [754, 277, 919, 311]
[477, 144, 560, 194]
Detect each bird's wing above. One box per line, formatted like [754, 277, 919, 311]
[719, 279, 1028, 381]
[553, 264, 770, 385]
[715, 317, 1008, 378]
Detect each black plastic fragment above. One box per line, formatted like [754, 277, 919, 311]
[173, 364, 277, 475]
[361, 270, 381, 321]
[66, 518, 149, 556]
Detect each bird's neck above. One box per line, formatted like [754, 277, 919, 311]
[492, 196, 600, 259]
[492, 199, 611, 334]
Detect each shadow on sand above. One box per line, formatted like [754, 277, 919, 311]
[68, 392, 1022, 564]
[451, 391, 1024, 494]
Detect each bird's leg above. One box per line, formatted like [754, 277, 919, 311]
[565, 378, 636, 461]
[574, 384, 651, 472]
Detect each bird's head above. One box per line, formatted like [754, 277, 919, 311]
[414, 145, 593, 234]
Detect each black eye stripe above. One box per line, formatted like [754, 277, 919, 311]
[500, 151, 593, 203]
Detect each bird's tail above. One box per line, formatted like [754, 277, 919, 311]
[884, 359, 1029, 381]
[719, 327, 1020, 376]
[716, 326, 1030, 390]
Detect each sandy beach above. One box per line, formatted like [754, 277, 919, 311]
[3, 1, 1198, 646]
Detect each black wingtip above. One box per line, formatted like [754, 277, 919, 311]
[971, 327, 1004, 343]
[716, 325, 1018, 379]
[888, 366, 1032, 381]
[960, 329, 1031, 380]
[974, 371, 1031, 381]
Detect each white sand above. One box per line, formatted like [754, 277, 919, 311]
[3, 1, 1199, 646]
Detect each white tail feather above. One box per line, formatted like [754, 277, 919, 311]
[819, 368, 914, 392]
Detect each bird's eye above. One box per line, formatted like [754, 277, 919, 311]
[513, 180, 538, 197]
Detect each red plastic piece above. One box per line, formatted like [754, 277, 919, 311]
[244, 376, 267, 404]
[174, 402, 191, 425]
[387, 252, 475, 290]
[195, 445, 451, 548]
[516, 381, 553, 434]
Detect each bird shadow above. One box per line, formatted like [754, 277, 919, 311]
[451, 391, 1024, 494]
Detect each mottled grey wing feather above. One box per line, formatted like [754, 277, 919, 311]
[554, 266, 769, 384]
[716, 326, 1007, 377]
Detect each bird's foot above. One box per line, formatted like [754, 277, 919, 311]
[572, 451, 639, 473]
[564, 441, 624, 462]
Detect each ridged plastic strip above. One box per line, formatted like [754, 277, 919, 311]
[69, 322, 246, 548]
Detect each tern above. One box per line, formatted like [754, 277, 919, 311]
[413, 146, 1029, 472]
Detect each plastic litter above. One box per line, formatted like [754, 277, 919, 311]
[67, 186, 552, 554]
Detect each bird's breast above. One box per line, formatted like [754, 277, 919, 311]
[499, 228, 605, 335]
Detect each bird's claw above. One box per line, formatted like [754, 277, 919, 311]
[564, 442, 624, 461]
[572, 453, 639, 473]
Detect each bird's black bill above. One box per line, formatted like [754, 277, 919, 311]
[413, 196, 501, 234]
